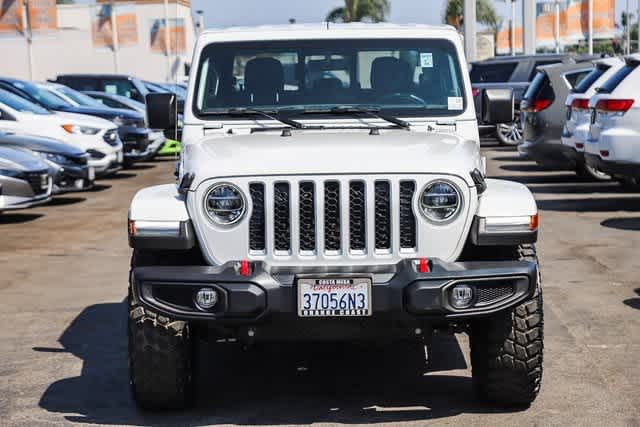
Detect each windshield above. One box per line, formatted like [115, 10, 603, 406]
[11, 81, 70, 109]
[57, 86, 105, 108]
[193, 38, 466, 117]
[0, 88, 51, 115]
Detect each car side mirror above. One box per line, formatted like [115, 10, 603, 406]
[482, 88, 514, 125]
[146, 93, 177, 139]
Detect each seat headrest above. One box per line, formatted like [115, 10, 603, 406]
[244, 57, 284, 95]
[370, 57, 412, 92]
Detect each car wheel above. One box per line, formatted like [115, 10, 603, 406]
[496, 113, 523, 146]
[577, 162, 611, 181]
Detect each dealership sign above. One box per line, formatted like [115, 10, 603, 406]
[0, 0, 56, 33]
[92, 4, 138, 49]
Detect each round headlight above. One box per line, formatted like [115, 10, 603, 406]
[420, 181, 462, 223]
[204, 184, 246, 225]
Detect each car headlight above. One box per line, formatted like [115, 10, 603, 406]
[204, 183, 246, 225]
[35, 151, 72, 165]
[62, 124, 100, 135]
[420, 181, 462, 223]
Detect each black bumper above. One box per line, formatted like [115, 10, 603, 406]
[53, 165, 94, 193]
[131, 259, 537, 340]
[584, 153, 640, 179]
[120, 128, 151, 162]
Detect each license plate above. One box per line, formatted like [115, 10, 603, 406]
[88, 167, 95, 181]
[298, 277, 372, 317]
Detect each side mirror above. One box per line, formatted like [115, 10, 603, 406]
[146, 93, 177, 139]
[482, 88, 514, 125]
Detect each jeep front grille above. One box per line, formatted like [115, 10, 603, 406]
[248, 178, 418, 256]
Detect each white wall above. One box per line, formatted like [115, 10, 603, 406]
[0, 1, 196, 83]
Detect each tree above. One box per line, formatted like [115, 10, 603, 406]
[326, 0, 390, 23]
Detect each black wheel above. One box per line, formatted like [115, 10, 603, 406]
[495, 113, 523, 146]
[469, 244, 543, 407]
[127, 249, 203, 410]
[576, 162, 610, 181]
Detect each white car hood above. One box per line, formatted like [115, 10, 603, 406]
[54, 111, 115, 128]
[187, 129, 481, 189]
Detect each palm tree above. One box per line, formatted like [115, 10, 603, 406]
[326, 0, 390, 23]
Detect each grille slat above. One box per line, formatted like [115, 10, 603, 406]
[399, 181, 417, 249]
[299, 182, 316, 252]
[273, 183, 291, 252]
[349, 182, 366, 251]
[374, 181, 391, 250]
[324, 181, 341, 252]
[249, 183, 265, 251]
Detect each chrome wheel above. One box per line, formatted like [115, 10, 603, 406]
[496, 114, 523, 146]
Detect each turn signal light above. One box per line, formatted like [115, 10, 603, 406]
[529, 214, 539, 231]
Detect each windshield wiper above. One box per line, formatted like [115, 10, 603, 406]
[226, 107, 313, 129]
[329, 105, 411, 130]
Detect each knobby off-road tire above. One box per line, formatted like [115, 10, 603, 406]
[128, 249, 202, 410]
[469, 244, 544, 407]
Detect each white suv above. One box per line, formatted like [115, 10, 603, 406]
[561, 57, 623, 180]
[0, 88, 123, 177]
[585, 55, 640, 184]
[127, 24, 543, 410]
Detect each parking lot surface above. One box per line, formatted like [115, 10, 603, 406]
[0, 147, 639, 426]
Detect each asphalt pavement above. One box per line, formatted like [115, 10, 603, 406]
[0, 147, 639, 426]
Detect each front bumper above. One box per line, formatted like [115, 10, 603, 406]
[131, 259, 537, 340]
[584, 153, 640, 179]
[52, 164, 94, 193]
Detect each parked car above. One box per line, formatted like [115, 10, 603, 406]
[518, 62, 595, 171]
[560, 56, 624, 180]
[585, 55, 640, 185]
[471, 54, 572, 144]
[0, 145, 52, 212]
[143, 80, 185, 113]
[0, 132, 93, 193]
[33, 82, 151, 166]
[53, 74, 150, 104]
[127, 24, 543, 410]
[82, 91, 171, 156]
[155, 82, 187, 98]
[0, 88, 122, 177]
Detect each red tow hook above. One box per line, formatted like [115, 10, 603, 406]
[418, 257, 430, 273]
[239, 259, 251, 277]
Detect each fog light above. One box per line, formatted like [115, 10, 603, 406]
[450, 284, 474, 309]
[195, 288, 218, 310]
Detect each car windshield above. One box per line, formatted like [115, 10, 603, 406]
[0, 88, 51, 115]
[11, 81, 70, 109]
[57, 86, 105, 108]
[193, 38, 466, 117]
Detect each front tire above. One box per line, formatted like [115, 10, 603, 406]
[128, 249, 201, 410]
[469, 244, 544, 407]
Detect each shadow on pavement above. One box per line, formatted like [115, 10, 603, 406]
[87, 184, 112, 192]
[491, 174, 584, 185]
[492, 155, 525, 162]
[623, 288, 640, 310]
[37, 302, 511, 425]
[500, 164, 564, 173]
[46, 197, 86, 207]
[525, 183, 627, 195]
[125, 164, 156, 171]
[601, 217, 640, 231]
[104, 172, 137, 180]
[0, 213, 44, 224]
[537, 197, 640, 213]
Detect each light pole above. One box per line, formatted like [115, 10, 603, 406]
[510, 0, 517, 56]
[164, 0, 172, 82]
[463, 0, 476, 61]
[523, 0, 536, 55]
[588, 0, 593, 55]
[626, 0, 630, 55]
[110, 0, 119, 73]
[554, 0, 560, 54]
[22, 0, 34, 80]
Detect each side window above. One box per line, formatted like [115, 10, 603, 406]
[102, 80, 137, 100]
[564, 70, 591, 88]
[469, 62, 517, 83]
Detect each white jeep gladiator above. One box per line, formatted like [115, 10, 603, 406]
[128, 23, 543, 410]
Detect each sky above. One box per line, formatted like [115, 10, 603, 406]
[190, 0, 636, 31]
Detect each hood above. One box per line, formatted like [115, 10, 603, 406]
[0, 145, 48, 171]
[0, 132, 85, 156]
[53, 112, 116, 129]
[55, 104, 143, 121]
[188, 129, 481, 188]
